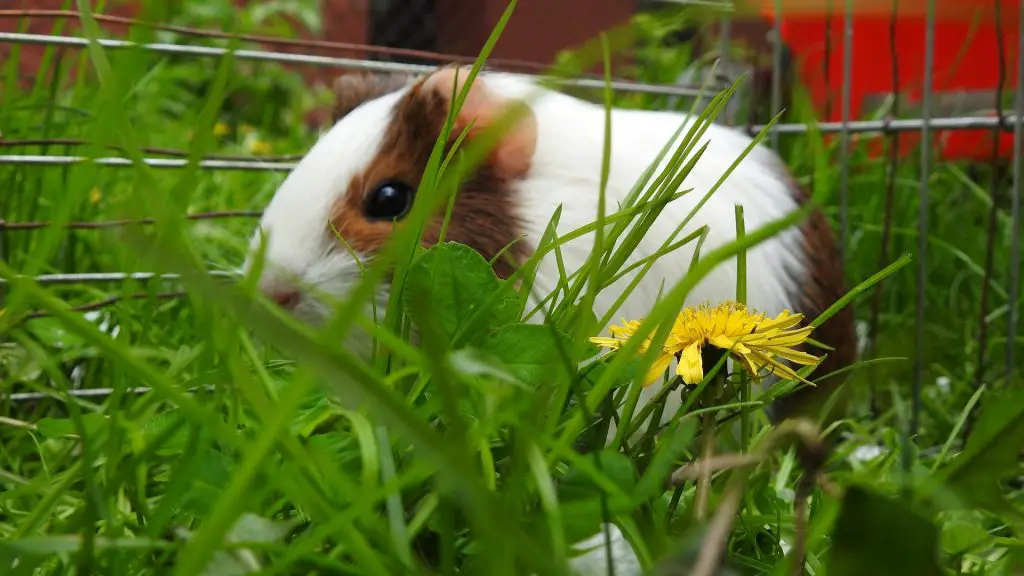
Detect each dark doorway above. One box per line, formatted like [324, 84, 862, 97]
[369, 0, 439, 63]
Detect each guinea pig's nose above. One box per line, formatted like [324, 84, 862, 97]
[260, 281, 301, 310]
[271, 288, 301, 310]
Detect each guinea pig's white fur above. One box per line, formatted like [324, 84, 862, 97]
[243, 90, 411, 335]
[476, 73, 804, 319]
[243, 70, 827, 434]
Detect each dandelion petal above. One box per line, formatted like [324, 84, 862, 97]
[678, 342, 704, 385]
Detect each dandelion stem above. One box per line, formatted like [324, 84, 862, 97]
[695, 410, 715, 522]
[695, 348, 725, 522]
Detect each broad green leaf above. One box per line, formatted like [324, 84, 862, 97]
[1007, 545, 1024, 573]
[940, 389, 1024, 517]
[140, 410, 190, 456]
[405, 242, 519, 343]
[940, 520, 991, 555]
[36, 414, 109, 440]
[560, 451, 638, 501]
[180, 448, 236, 517]
[448, 347, 531, 388]
[633, 417, 697, 504]
[25, 317, 87, 349]
[479, 324, 569, 387]
[559, 450, 639, 542]
[827, 486, 942, 576]
[290, 395, 338, 438]
[225, 513, 297, 544]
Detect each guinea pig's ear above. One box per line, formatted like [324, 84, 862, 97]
[332, 72, 417, 121]
[421, 65, 537, 180]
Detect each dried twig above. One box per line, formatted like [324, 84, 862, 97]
[670, 453, 764, 484]
[0, 415, 37, 430]
[790, 474, 814, 576]
[21, 291, 185, 321]
[685, 419, 829, 576]
[691, 474, 747, 576]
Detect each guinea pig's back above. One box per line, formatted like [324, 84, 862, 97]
[599, 107, 808, 320]
[498, 76, 855, 423]
[503, 77, 837, 321]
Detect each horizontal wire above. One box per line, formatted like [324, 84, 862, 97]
[1, 115, 1018, 173]
[0, 271, 237, 285]
[1, 210, 262, 230]
[0, 9, 553, 73]
[0, 32, 717, 98]
[4, 387, 154, 402]
[3, 385, 216, 403]
[763, 114, 1023, 134]
[0, 154, 297, 171]
[0, 138, 305, 162]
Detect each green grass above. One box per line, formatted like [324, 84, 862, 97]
[1, 2, 1023, 575]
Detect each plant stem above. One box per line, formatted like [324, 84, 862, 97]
[694, 348, 725, 522]
[791, 476, 811, 576]
[735, 205, 750, 448]
[695, 409, 715, 521]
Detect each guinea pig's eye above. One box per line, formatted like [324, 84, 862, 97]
[364, 180, 415, 221]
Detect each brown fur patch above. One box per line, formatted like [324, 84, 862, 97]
[331, 72, 417, 122]
[422, 67, 538, 180]
[772, 183, 858, 422]
[328, 70, 536, 280]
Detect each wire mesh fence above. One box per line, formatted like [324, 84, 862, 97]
[0, 1, 1021, 421]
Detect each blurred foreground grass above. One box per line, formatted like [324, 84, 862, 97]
[0, 1, 1023, 575]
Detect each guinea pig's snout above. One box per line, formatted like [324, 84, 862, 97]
[259, 279, 302, 310]
[271, 288, 301, 310]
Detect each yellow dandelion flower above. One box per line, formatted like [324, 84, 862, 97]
[240, 124, 255, 135]
[88, 187, 102, 204]
[213, 122, 231, 137]
[589, 301, 821, 387]
[248, 139, 272, 155]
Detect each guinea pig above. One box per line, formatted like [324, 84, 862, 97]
[242, 65, 856, 426]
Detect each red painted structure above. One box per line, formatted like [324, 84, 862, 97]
[760, 0, 1022, 161]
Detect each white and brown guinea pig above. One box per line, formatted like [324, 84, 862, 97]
[243, 65, 856, 423]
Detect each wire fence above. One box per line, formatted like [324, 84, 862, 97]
[0, 3, 1021, 428]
